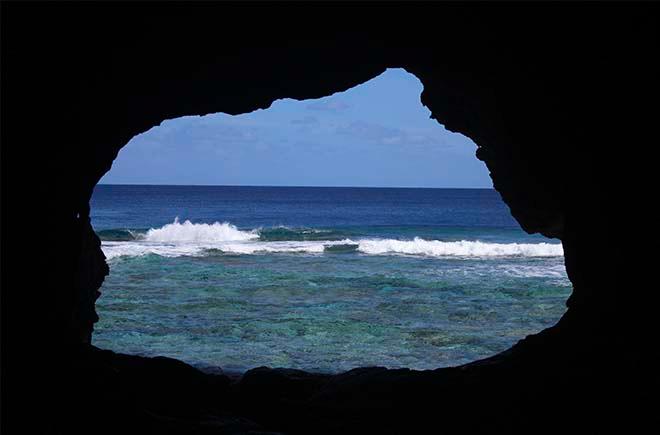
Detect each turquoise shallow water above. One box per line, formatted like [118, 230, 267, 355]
[92, 185, 570, 373]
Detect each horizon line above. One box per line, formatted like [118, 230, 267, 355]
[96, 183, 495, 190]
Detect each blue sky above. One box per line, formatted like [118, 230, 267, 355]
[101, 68, 492, 188]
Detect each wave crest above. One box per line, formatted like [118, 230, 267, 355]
[99, 221, 564, 260]
[356, 237, 563, 257]
[142, 218, 259, 243]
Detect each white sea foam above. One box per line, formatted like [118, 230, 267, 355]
[213, 240, 333, 255]
[356, 237, 563, 257]
[142, 218, 259, 243]
[102, 221, 564, 260]
[498, 264, 568, 278]
[101, 239, 352, 260]
[101, 241, 208, 260]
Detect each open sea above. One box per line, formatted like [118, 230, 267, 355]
[91, 185, 570, 373]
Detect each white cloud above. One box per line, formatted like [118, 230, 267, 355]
[306, 99, 351, 112]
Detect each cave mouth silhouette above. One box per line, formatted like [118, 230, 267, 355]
[89, 68, 570, 375]
[5, 3, 655, 433]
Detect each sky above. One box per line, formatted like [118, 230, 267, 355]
[100, 68, 492, 188]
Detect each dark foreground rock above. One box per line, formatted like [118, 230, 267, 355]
[57, 324, 654, 434]
[2, 3, 658, 434]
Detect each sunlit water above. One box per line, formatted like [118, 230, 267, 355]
[92, 185, 570, 373]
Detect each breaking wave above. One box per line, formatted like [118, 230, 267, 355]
[356, 238, 563, 257]
[142, 218, 258, 242]
[99, 220, 563, 260]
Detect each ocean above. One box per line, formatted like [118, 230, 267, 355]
[91, 185, 570, 373]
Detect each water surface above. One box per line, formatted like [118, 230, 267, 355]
[92, 185, 570, 373]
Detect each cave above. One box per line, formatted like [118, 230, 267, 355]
[2, 3, 657, 434]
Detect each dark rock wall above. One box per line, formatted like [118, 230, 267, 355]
[3, 3, 658, 433]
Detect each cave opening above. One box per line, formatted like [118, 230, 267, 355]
[90, 68, 570, 374]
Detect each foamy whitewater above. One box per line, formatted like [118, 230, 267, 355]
[102, 219, 564, 260]
[143, 217, 259, 243]
[92, 185, 571, 373]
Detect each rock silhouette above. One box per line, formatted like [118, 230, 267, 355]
[2, 3, 656, 434]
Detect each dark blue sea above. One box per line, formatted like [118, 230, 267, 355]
[91, 185, 569, 373]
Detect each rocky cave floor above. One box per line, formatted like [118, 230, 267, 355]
[63, 320, 654, 434]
